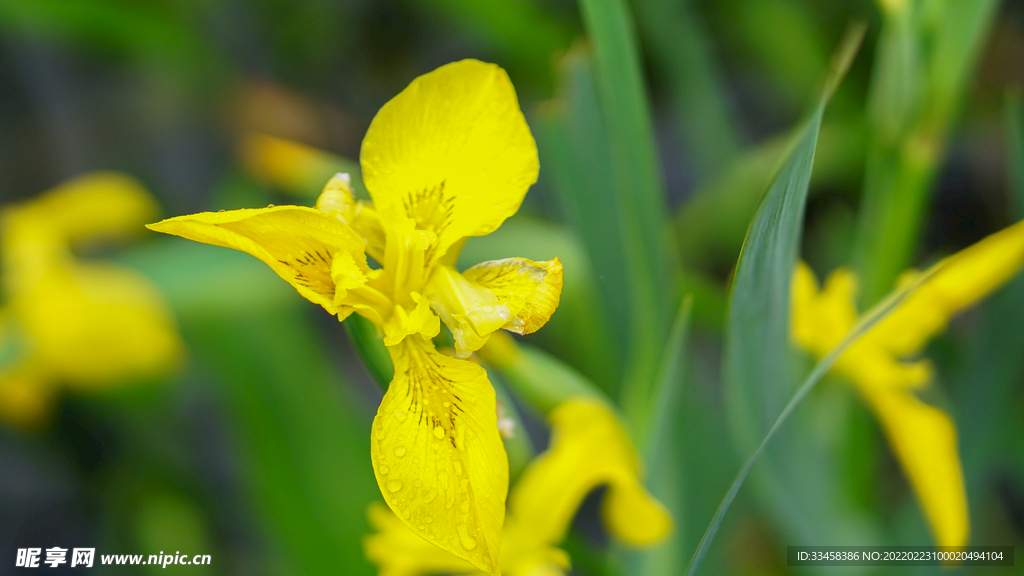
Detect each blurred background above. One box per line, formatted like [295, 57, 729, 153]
[1, 0, 1023, 574]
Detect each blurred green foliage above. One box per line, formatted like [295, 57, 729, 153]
[3, 0, 1024, 574]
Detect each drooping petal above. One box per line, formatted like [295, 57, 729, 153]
[509, 397, 671, 548]
[859, 386, 969, 547]
[147, 206, 387, 318]
[17, 261, 182, 388]
[462, 257, 562, 335]
[371, 335, 508, 575]
[361, 59, 539, 263]
[870, 219, 1024, 356]
[364, 502, 477, 576]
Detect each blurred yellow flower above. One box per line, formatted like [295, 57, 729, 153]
[0, 173, 182, 429]
[364, 397, 671, 576]
[148, 59, 562, 574]
[791, 219, 1024, 547]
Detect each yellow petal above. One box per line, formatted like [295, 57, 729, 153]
[463, 258, 563, 336]
[364, 502, 476, 576]
[147, 206, 382, 318]
[424, 266, 512, 358]
[860, 386, 969, 547]
[361, 59, 539, 262]
[371, 335, 508, 575]
[6, 172, 158, 244]
[509, 397, 671, 547]
[382, 293, 441, 347]
[16, 260, 182, 388]
[240, 133, 342, 195]
[788, 262, 858, 357]
[871, 219, 1024, 355]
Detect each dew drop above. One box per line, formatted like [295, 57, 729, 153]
[394, 447, 407, 457]
[425, 516, 434, 523]
[453, 461, 463, 476]
[433, 426, 445, 440]
[414, 480, 421, 487]
[403, 509, 411, 520]
[379, 465, 389, 475]
[423, 488, 438, 503]
[457, 525, 478, 551]
[442, 401, 450, 408]
[387, 480, 403, 493]
[394, 410, 407, 422]
[459, 500, 470, 514]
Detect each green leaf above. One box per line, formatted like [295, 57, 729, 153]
[632, 0, 739, 180]
[851, 0, 999, 305]
[692, 262, 937, 575]
[344, 314, 393, 387]
[626, 295, 694, 455]
[576, 0, 679, 402]
[536, 48, 628, 387]
[186, 302, 377, 576]
[718, 22, 874, 569]
[1008, 90, 1024, 215]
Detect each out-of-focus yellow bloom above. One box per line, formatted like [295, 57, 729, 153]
[0, 173, 182, 429]
[148, 60, 562, 574]
[791, 219, 1024, 547]
[364, 397, 671, 576]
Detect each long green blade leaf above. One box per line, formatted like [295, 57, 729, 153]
[690, 263, 937, 575]
[716, 23, 867, 573]
[577, 0, 678, 400]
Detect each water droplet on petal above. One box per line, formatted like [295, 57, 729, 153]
[387, 480, 403, 493]
[423, 488, 438, 503]
[379, 465, 389, 475]
[433, 426, 445, 439]
[457, 525, 478, 550]
[453, 461, 463, 476]
[394, 410, 407, 422]
[394, 447, 407, 457]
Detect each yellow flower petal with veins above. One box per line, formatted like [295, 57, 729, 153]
[371, 335, 508, 575]
[463, 257, 563, 336]
[147, 206, 383, 318]
[364, 396, 671, 576]
[361, 59, 539, 264]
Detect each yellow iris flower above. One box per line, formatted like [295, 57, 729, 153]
[0, 173, 182, 429]
[365, 397, 672, 576]
[791, 219, 1024, 547]
[147, 60, 563, 573]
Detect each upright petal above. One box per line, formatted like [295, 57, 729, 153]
[870, 219, 1024, 355]
[147, 206, 386, 318]
[509, 397, 671, 548]
[371, 336, 508, 575]
[860, 386, 969, 547]
[361, 59, 539, 262]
